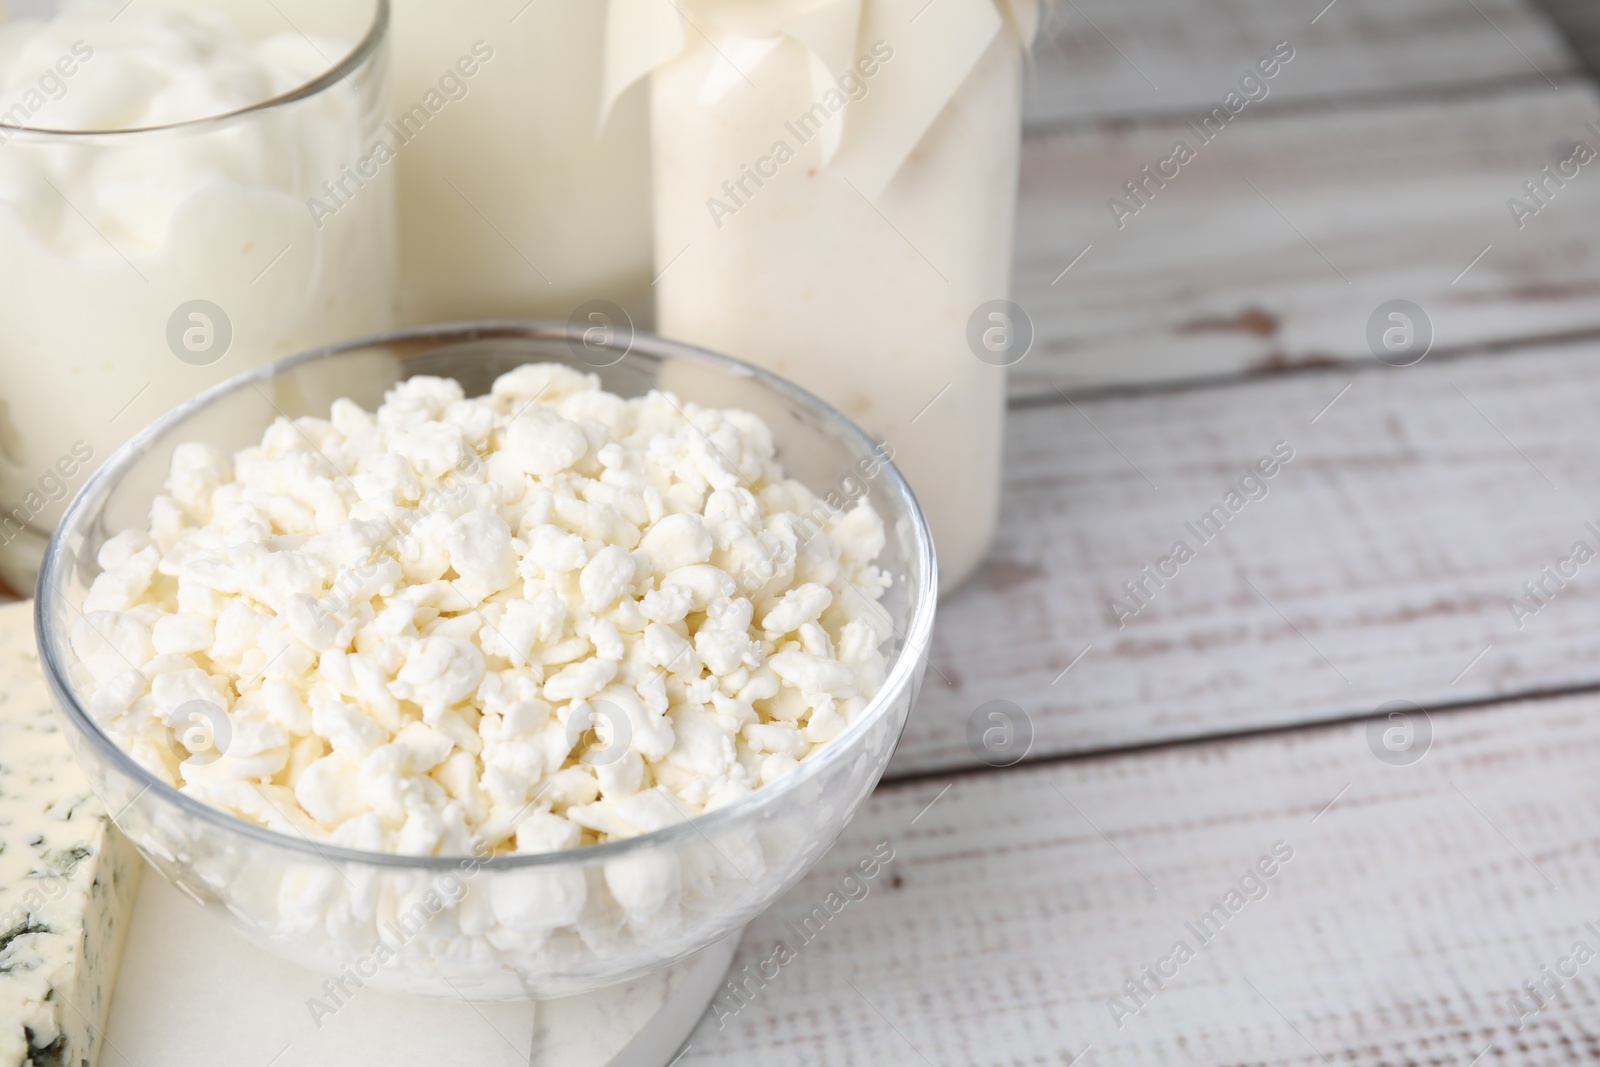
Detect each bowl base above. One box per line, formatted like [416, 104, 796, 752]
[106, 868, 742, 1065]
[532, 930, 741, 1065]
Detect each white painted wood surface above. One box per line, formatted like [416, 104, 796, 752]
[688, 695, 1600, 1065]
[1023, 0, 1574, 126]
[1535, 0, 1600, 76]
[1012, 85, 1600, 395]
[893, 341, 1600, 775]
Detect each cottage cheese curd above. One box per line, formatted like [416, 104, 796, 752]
[71, 365, 893, 861]
[0, 0, 393, 588]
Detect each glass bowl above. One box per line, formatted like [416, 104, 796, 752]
[35, 323, 936, 999]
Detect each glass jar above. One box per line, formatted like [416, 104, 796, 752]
[388, 0, 654, 330]
[615, 0, 1036, 591]
[0, 0, 395, 592]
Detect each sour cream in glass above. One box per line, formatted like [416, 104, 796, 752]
[0, 0, 393, 590]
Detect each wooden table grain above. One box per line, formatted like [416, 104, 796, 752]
[696, 1, 1600, 1063]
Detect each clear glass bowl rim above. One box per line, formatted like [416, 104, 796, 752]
[35, 321, 938, 872]
[0, 0, 390, 138]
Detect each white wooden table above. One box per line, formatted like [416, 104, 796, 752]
[684, 1, 1600, 1062]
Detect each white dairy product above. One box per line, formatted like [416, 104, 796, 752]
[388, 0, 653, 327]
[0, 0, 393, 590]
[613, 0, 1034, 591]
[73, 364, 893, 861]
[0, 600, 142, 1067]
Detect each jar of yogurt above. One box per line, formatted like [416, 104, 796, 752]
[0, 0, 394, 591]
[608, 0, 1037, 591]
[388, 0, 654, 330]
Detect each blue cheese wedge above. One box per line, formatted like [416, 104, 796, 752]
[0, 602, 139, 1067]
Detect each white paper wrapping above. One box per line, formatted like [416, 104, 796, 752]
[603, 0, 1038, 199]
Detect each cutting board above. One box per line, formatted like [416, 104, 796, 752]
[104, 869, 737, 1066]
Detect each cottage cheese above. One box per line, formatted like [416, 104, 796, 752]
[72, 365, 893, 862]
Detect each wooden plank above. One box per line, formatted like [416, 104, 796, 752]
[1529, 0, 1600, 80]
[891, 341, 1600, 775]
[1023, 0, 1574, 126]
[1011, 84, 1600, 396]
[685, 694, 1600, 1064]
